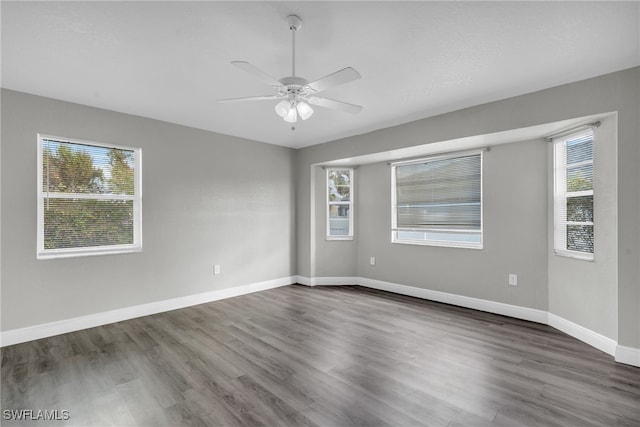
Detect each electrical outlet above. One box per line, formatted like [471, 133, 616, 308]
[508, 274, 518, 286]
[370, 257, 376, 266]
[214, 265, 221, 275]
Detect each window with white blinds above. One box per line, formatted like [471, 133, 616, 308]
[391, 151, 483, 249]
[553, 130, 594, 260]
[327, 168, 354, 239]
[37, 135, 142, 259]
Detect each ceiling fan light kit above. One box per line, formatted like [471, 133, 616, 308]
[276, 99, 313, 122]
[296, 101, 314, 120]
[218, 14, 362, 126]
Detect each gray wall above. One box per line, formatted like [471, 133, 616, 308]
[548, 116, 618, 340]
[1, 89, 296, 331]
[313, 165, 358, 278]
[356, 140, 548, 310]
[296, 67, 639, 348]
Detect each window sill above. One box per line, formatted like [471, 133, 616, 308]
[392, 239, 482, 250]
[554, 250, 594, 262]
[326, 236, 354, 241]
[37, 245, 142, 260]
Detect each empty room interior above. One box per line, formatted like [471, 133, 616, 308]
[1, 1, 639, 426]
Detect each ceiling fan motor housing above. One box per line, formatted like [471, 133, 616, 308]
[279, 76, 309, 88]
[278, 76, 315, 101]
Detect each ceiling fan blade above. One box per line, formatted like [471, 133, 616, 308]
[308, 96, 363, 114]
[231, 61, 283, 88]
[306, 67, 361, 93]
[217, 95, 281, 103]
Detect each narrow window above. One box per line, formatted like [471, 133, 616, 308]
[37, 135, 142, 259]
[391, 151, 483, 249]
[327, 168, 354, 240]
[553, 130, 594, 260]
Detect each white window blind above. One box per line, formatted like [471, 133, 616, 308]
[37, 135, 142, 259]
[392, 151, 483, 249]
[327, 168, 354, 239]
[553, 130, 594, 260]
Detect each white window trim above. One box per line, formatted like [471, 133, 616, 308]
[391, 149, 484, 250]
[553, 130, 594, 261]
[326, 167, 354, 240]
[37, 134, 143, 259]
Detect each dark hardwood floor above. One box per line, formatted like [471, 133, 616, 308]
[2, 285, 639, 426]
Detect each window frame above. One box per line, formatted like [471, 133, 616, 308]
[553, 130, 594, 261]
[391, 149, 484, 249]
[326, 167, 354, 240]
[37, 134, 143, 259]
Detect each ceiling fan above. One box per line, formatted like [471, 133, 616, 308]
[218, 14, 363, 125]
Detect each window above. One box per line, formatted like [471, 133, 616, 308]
[391, 151, 483, 249]
[553, 130, 594, 260]
[327, 168, 353, 239]
[37, 135, 142, 259]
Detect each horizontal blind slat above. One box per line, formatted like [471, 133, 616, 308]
[39, 136, 140, 256]
[554, 130, 594, 256]
[395, 154, 481, 232]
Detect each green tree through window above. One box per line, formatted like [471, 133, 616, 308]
[38, 136, 141, 258]
[108, 148, 134, 195]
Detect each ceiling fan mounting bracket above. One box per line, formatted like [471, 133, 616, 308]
[279, 76, 308, 87]
[287, 15, 302, 32]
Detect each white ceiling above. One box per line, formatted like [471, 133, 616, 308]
[2, 1, 638, 149]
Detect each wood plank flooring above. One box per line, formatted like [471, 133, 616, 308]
[2, 285, 639, 426]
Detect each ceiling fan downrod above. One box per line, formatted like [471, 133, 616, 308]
[288, 15, 302, 78]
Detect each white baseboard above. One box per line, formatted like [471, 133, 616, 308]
[547, 313, 617, 357]
[359, 277, 549, 324]
[295, 275, 312, 286]
[0, 276, 294, 347]
[3, 275, 638, 368]
[297, 275, 547, 324]
[295, 275, 357, 286]
[297, 275, 639, 367]
[616, 345, 640, 367]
